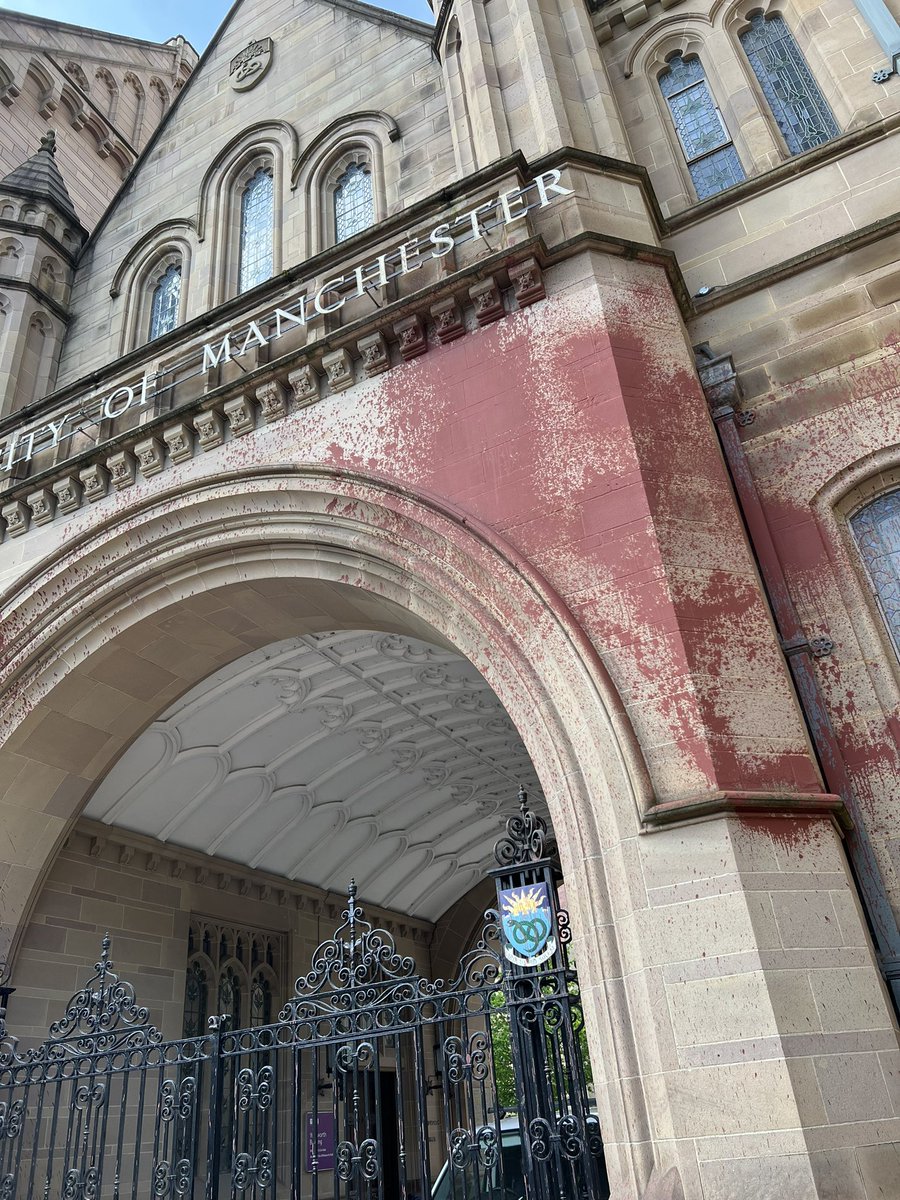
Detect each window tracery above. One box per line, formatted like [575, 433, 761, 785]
[658, 52, 746, 200]
[334, 161, 374, 243]
[238, 166, 274, 292]
[739, 13, 839, 155]
[851, 491, 900, 659]
[148, 260, 182, 340]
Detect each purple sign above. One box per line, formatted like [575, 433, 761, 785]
[306, 1112, 335, 1173]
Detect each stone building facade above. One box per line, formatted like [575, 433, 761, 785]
[0, 0, 899, 1195]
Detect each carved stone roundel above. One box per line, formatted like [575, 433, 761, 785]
[230, 38, 274, 92]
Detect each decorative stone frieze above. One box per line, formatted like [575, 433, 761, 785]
[27, 488, 55, 526]
[106, 450, 136, 490]
[256, 380, 288, 423]
[2, 500, 28, 537]
[134, 437, 165, 478]
[394, 315, 427, 360]
[52, 476, 82, 514]
[509, 258, 546, 307]
[163, 422, 194, 464]
[430, 296, 465, 344]
[358, 333, 390, 377]
[224, 395, 256, 436]
[323, 348, 354, 392]
[288, 363, 320, 407]
[469, 278, 504, 326]
[80, 464, 109, 502]
[193, 409, 225, 451]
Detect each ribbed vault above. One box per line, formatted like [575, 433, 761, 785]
[86, 630, 545, 920]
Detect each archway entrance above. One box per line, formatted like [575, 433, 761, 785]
[0, 472, 655, 1196]
[0, 626, 609, 1200]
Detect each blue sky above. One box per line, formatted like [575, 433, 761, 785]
[1, 0, 434, 51]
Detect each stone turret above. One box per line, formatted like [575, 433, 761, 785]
[0, 131, 87, 417]
[432, 0, 630, 171]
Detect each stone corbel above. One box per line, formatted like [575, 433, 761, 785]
[322, 348, 354, 393]
[394, 315, 427, 360]
[27, 488, 55, 526]
[1, 500, 28, 538]
[107, 450, 136, 490]
[358, 332, 390, 377]
[0, 82, 20, 108]
[79, 463, 109, 502]
[193, 408, 225, 451]
[288, 363, 320, 408]
[224, 395, 256, 437]
[52, 475, 82, 514]
[430, 296, 465, 344]
[256, 380, 288, 424]
[469, 278, 504, 326]
[134, 437, 165, 478]
[509, 258, 546, 308]
[163, 422, 193, 464]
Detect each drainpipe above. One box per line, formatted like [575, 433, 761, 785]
[696, 347, 900, 1018]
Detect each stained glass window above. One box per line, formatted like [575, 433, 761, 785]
[740, 14, 839, 155]
[149, 262, 181, 340]
[852, 492, 900, 658]
[334, 162, 374, 243]
[659, 53, 746, 200]
[239, 167, 274, 293]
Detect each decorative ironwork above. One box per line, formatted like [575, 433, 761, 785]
[659, 53, 745, 199]
[0, 794, 608, 1200]
[740, 14, 839, 155]
[494, 786, 551, 865]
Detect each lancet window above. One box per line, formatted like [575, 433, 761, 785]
[182, 917, 281, 1038]
[238, 166, 274, 292]
[739, 13, 839, 155]
[334, 161, 374, 243]
[658, 53, 746, 200]
[851, 492, 900, 659]
[148, 261, 181, 340]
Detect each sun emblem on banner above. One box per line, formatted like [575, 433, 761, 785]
[499, 883, 557, 967]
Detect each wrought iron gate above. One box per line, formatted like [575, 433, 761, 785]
[0, 794, 608, 1200]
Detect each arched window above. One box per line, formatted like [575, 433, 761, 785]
[658, 53, 746, 200]
[238, 167, 274, 292]
[334, 161, 374, 243]
[739, 13, 839, 155]
[148, 261, 181, 340]
[851, 492, 900, 658]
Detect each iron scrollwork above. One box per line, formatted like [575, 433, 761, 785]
[152, 1158, 193, 1198]
[529, 1114, 586, 1163]
[233, 1150, 274, 1192]
[336, 1138, 380, 1182]
[494, 787, 552, 866]
[443, 1032, 490, 1084]
[237, 1064, 274, 1112]
[62, 1166, 100, 1200]
[0, 1099, 23, 1140]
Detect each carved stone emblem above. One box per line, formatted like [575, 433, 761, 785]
[230, 39, 274, 92]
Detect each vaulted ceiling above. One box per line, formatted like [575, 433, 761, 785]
[86, 631, 545, 921]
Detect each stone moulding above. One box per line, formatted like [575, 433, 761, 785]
[641, 789, 852, 832]
[0, 260, 546, 540]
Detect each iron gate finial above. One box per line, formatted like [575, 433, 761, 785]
[493, 786, 551, 866]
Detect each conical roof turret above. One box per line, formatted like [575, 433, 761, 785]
[0, 131, 81, 226]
